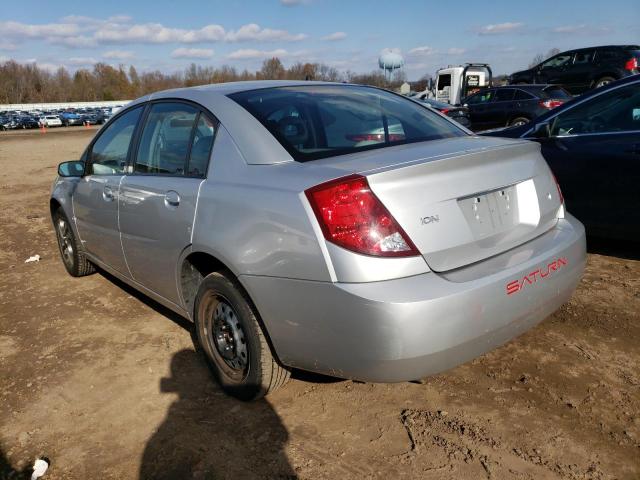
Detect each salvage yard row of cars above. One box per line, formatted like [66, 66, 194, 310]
[0, 105, 124, 131]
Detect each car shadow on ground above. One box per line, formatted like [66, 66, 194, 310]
[139, 349, 296, 479]
[95, 270, 297, 479]
[587, 236, 640, 261]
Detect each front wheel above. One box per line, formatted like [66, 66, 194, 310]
[194, 272, 290, 400]
[53, 209, 95, 277]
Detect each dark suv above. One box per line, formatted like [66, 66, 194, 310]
[463, 85, 571, 131]
[509, 45, 640, 94]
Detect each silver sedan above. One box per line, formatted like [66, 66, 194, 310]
[51, 81, 586, 400]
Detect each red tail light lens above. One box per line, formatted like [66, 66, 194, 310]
[440, 108, 451, 114]
[539, 99, 564, 109]
[625, 57, 639, 71]
[305, 174, 419, 257]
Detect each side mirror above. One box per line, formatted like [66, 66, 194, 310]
[58, 160, 85, 177]
[531, 122, 550, 138]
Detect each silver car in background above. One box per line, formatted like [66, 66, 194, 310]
[51, 81, 586, 400]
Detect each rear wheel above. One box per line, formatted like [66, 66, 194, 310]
[53, 209, 95, 277]
[509, 116, 530, 127]
[194, 271, 290, 400]
[594, 76, 616, 89]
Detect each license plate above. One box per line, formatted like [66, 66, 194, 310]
[458, 185, 519, 238]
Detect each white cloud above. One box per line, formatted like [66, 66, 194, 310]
[408, 46, 435, 56]
[226, 48, 290, 60]
[551, 24, 611, 35]
[477, 22, 524, 35]
[322, 31, 347, 41]
[0, 19, 307, 47]
[67, 56, 98, 65]
[103, 50, 135, 59]
[447, 47, 466, 55]
[171, 47, 214, 59]
[0, 41, 17, 51]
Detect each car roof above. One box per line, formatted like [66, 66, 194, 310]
[149, 80, 345, 97]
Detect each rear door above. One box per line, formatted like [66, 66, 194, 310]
[563, 49, 596, 93]
[491, 88, 516, 128]
[73, 106, 143, 275]
[534, 81, 640, 238]
[119, 101, 216, 303]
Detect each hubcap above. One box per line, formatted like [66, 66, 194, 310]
[57, 217, 74, 265]
[211, 300, 248, 371]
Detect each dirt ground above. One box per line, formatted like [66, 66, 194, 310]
[0, 127, 638, 480]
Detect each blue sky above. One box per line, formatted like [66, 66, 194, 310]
[1, 0, 638, 80]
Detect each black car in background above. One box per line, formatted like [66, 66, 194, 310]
[16, 116, 40, 129]
[509, 45, 640, 94]
[462, 85, 570, 131]
[414, 97, 471, 128]
[482, 75, 640, 240]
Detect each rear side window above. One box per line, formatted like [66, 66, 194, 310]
[494, 89, 515, 102]
[574, 51, 594, 64]
[514, 90, 535, 100]
[229, 85, 465, 161]
[541, 86, 572, 99]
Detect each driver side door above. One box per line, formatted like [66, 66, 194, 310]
[535, 52, 574, 86]
[73, 106, 144, 275]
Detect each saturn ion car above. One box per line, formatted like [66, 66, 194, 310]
[51, 81, 586, 400]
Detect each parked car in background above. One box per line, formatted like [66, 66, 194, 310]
[16, 116, 40, 129]
[463, 85, 570, 131]
[414, 97, 471, 128]
[82, 112, 106, 125]
[40, 115, 63, 127]
[482, 75, 640, 240]
[509, 45, 640, 94]
[51, 81, 585, 400]
[60, 112, 85, 127]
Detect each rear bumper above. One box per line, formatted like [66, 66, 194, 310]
[241, 214, 586, 382]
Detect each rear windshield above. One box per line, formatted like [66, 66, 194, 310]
[229, 85, 466, 161]
[541, 86, 572, 99]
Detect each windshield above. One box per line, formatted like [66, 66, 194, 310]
[229, 85, 466, 161]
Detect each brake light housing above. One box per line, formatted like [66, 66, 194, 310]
[539, 99, 564, 110]
[305, 174, 419, 257]
[625, 57, 639, 72]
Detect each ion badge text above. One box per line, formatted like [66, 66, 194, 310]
[420, 215, 440, 225]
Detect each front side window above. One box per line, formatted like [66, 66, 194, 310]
[90, 106, 142, 175]
[135, 103, 198, 175]
[551, 82, 640, 136]
[541, 53, 573, 69]
[229, 85, 465, 161]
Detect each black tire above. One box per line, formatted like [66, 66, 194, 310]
[53, 209, 95, 277]
[594, 76, 616, 89]
[509, 116, 530, 127]
[194, 271, 290, 400]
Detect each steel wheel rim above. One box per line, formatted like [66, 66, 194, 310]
[597, 80, 610, 87]
[56, 217, 74, 266]
[204, 294, 249, 377]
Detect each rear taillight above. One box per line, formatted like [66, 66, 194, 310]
[440, 108, 450, 114]
[625, 57, 639, 71]
[539, 99, 564, 109]
[305, 174, 419, 257]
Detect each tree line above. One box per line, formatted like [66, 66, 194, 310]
[0, 57, 409, 104]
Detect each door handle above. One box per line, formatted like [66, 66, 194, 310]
[164, 191, 180, 208]
[103, 186, 115, 202]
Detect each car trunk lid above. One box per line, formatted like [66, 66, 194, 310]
[310, 136, 562, 272]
